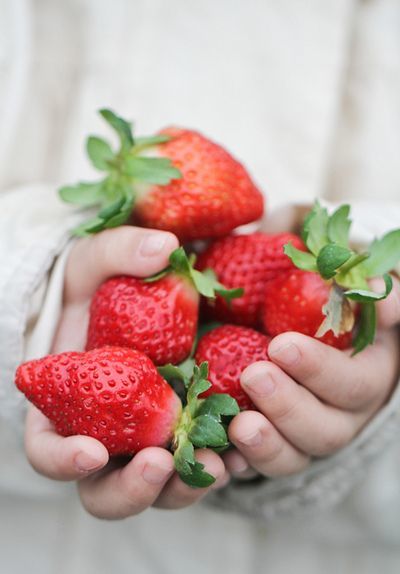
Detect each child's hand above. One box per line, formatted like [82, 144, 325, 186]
[24, 227, 227, 519]
[224, 278, 400, 479]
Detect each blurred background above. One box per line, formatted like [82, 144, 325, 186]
[0, 1, 399, 573]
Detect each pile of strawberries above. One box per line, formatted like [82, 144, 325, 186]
[16, 110, 400, 487]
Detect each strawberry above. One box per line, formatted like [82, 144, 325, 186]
[86, 247, 242, 365]
[262, 270, 353, 349]
[15, 347, 239, 487]
[16, 346, 181, 455]
[196, 232, 305, 327]
[134, 127, 264, 241]
[59, 109, 264, 241]
[273, 202, 400, 352]
[194, 325, 271, 410]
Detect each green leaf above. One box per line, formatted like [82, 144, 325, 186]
[187, 365, 211, 416]
[316, 244, 352, 280]
[86, 136, 114, 170]
[215, 286, 244, 304]
[359, 229, 400, 277]
[177, 460, 215, 488]
[189, 415, 228, 448]
[59, 181, 104, 206]
[72, 217, 106, 236]
[169, 247, 192, 274]
[99, 108, 134, 152]
[158, 360, 194, 390]
[178, 357, 196, 381]
[167, 249, 243, 303]
[133, 134, 171, 149]
[173, 438, 195, 476]
[327, 204, 351, 247]
[302, 202, 330, 256]
[98, 196, 126, 219]
[335, 252, 371, 287]
[284, 242, 317, 272]
[352, 303, 376, 355]
[344, 274, 393, 302]
[197, 394, 240, 418]
[124, 156, 181, 184]
[190, 269, 218, 298]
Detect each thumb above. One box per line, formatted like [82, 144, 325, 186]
[65, 226, 179, 303]
[370, 275, 400, 329]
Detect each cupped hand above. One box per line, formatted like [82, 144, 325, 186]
[224, 277, 400, 479]
[24, 226, 228, 519]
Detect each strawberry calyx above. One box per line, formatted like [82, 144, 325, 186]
[145, 247, 244, 303]
[284, 202, 400, 353]
[159, 361, 239, 487]
[59, 109, 182, 236]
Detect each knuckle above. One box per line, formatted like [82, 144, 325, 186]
[347, 375, 374, 409]
[272, 397, 301, 423]
[311, 421, 353, 456]
[78, 489, 103, 519]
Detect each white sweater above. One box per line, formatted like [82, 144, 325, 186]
[1, 1, 400, 573]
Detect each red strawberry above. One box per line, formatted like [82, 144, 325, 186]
[15, 347, 240, 487]
[86, 273, 198, 365]
[86, 247, 241, 365]
[59, 110, 264, 240]
[262, 270, 353, 349]
[15, 346, 181, 455]
[134, 128, 264, 241]
[194, 325, 271, 410]
[196, 232, 305, 327]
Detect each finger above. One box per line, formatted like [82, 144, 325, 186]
[25, 406, 109, 480]
[240, 361, 361, 456]
[228, 411, 310, 476]
[65, 226, 179, 303]
[222, 450, 259, 480]
[268, 331, 399, 411]
[154, 449, 228, 510]
[371, 276, 400, 329]
[78, 447, 175, 519]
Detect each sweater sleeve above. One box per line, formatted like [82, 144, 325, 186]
[207, 200, 400, 520]
[0, 184, 82, 428]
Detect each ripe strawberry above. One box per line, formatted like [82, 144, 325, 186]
[194, 325, 271, 410]
[262, 270, 353, 349]
[16, 346, 181, 455]
[279, 202, 400, 353]
[134, 127, 264, 241]
[86, 274, 198, 365]
[15, 347, 240, 487]
[196, 232, 305, 327]
[86, 247, 242, 365]
[59, 110, 264, 240]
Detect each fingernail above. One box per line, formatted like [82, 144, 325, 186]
[142, 463, 173, 485]
[269, 342, 300, 366]
[139, 234, 168, 256]
[243, 373, 275, 397]
[74, 451, 104, 472]
[238, 430, 262, 447]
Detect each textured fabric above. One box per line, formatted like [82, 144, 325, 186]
[1, 1, 400, 573]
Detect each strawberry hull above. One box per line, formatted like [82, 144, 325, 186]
[15, 347, 182, 456]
